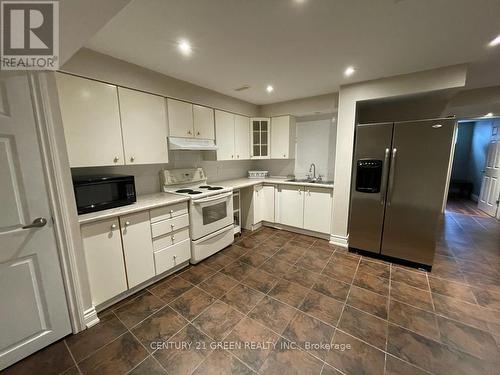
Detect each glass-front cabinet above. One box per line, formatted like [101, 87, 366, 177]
[250, 117, 270, 159]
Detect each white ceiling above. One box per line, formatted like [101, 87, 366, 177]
[86, 0, 500, 105]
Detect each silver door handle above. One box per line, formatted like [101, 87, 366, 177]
[22, 217, 47, 229]
[387, 148, 397, 206]
[380, 148, 390, 205]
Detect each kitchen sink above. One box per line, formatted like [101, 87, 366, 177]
[287, 178, 334, 185]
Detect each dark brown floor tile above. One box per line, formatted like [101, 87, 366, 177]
[322, 261, 357, 284]
[239, 251, 270, 267]
[268, 279, 310, 308]
[273, 230, 296, 240]
[312, 274, 351, 303]
[283, 311, 335, 359]
[260, 257, 292, 277]
[3, 340, 74, 375]
[385, 355, 429, 375]
[153, 324, 213, 374]
[78, 332, 148, 375]
[295, 247, 332, 273]
[254, 243, 281, 257]
[273, 245, 307, 264]
[432, 293, 490, 331]
[225, 317, 280, 371]
[293, 233, 317, 245]
[390, 281, 433, 311]
[198, 272, 239, 298]
[299, 290, 344, 326]
[61, 367, 80, 375]
[321, 364, 342, 375]
[259, 337, 323, 375]
[103, 289, 148, 313]
[131, 306, 187, 351]
[220, 244, 248, 259]
[457, 259, 500, 279]
[388, 300, 440, 340]
[357, 259, 390, 279]
[312, 239, 337, 252]
[326, 330, 385, 375]
[193, 301, 244, 340]
[248, 296, 296, 334]
[179, 264, 215, 284]
[338, 305, 388, 350]
[114, 291, 165, 329]
[472, 288, 500, 311]
[149, 276, 194, 303]
[235, 236, 260, 249]
[263, 235, 290, 249]
[221, 284, 265, 314]
[220, 261, 257, 281]
[437, 316, 499, 361]
[282, 266, 320, 288]
[391, 267, 429, 290]
[169, 287, 215, 321]
[66, 313, 127, 362]
[353, 270, 389, 296]
[241, 268, 279, 293]
[347, 286, 388, 319]
[428, 276, 476, 304]
[192, 349, 253, 375]
[387, 323, 490, 375]
[430, 256, 466, 283]
[331, 252, 361, 268]
[202, 252, 235, 271]
[129, 356, 166, 375]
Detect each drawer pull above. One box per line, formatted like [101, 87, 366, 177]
[170, 209, 174, 214]
[111, 223, 117, 229]
[125, 221, 130, 226]
[171, 224, 175, 229]
[171, 235, 175, 241]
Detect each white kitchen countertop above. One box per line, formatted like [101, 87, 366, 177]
[214, 177, 334, 190]
[78, 192, 190, 225]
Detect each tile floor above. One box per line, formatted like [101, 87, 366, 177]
[4, 211, 500, 375]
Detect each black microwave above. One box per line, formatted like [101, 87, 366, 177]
[72, 174, 136, 214]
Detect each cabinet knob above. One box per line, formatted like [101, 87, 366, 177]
[130, 156, 135, 162]
[298, 189, 301, 194]
[237, 155, 239, 158]
[188, 130, 192, 135]
[111, 223, 117, 229]
[231, 155, 234, 158]
[169, 209, 174, 214]
[125, 221, 130, 226]
[171, 235, 175, 241]
[171, 224, 175, 229]
[283, 154, 286, 158]
[197, 131, 200, 136]
[113, 156, 119, 163]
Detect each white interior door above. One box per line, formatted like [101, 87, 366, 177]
[0, 72, 71, 370]
[478, 139, 500, 217]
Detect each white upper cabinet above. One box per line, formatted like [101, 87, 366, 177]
[275, 185, 304, 228]
[167, 98, 194, 138]
[193, 104, 215, 139]
[118, 88, 168, 165]
[215, 110, 236, 160]
[234, 114, 250, 160]
[271, 115, 296, 159]
[303, 187, 332, 234]
[251, 118, 270, 159]
[56, 73, 124, 167]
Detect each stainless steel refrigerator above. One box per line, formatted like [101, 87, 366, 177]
[349, 118, 456, 268]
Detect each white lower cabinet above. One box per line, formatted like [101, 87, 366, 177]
[119, 211, 155, 289]
[276, 185, 304, 228]
[81, 218, 128, 306]
[154, 239, 191, 275]
[303, 187, 333, 234]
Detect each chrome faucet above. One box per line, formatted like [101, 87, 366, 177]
[309, 163, 316, 180]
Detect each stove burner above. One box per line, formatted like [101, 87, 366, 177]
[176, 189, 194, 193]
[207, 186, 223, 190]
[199, 185, 211, 189]
[188, 191, 202, 195]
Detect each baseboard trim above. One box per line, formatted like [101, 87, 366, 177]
[263, 222, 330, 240]
[471, 194, 479, 203]
[330, 234, 348, 248]
[83, 306, 100, 328]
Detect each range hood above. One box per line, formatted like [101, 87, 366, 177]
[168, 137, 217, 151]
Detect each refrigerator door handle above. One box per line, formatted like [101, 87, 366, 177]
[380, 148, 390, 205]
[387, 148, 397, 205]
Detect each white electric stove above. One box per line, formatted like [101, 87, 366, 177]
[160, 168, 234, 263]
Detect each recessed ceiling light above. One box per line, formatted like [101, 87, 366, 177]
[344, 66, 356, 77]
[266, 85, 274, 93]
[484, 112, 494, 117]
[488, 35, 500, 47]
[177, 39, 192, 56]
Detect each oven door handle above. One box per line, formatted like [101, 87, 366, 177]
[192, 192, 232, 204]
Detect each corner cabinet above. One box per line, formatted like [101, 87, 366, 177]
[251, 118, 270, 159]
[271, 115, 296, 159]
[215, 110, 251, 160]
[241, 184, 275, 230]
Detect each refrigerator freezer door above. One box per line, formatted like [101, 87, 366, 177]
[381, 119, 455, 266]
[349, 123, 393, 253]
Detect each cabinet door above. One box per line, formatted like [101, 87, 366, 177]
[304, 187, 332, 234]
[276, 185, 304, 228]
[271, 116, 290, 159]
[167, 98, 194, 137]
[193, 104, 215, 140]
[251, 118, 270, 159]
[118, 88, 168, 165]
[215, 110, 235, 160]
[262, 185, 275, 222]
[253, 185, 263, 224]
[56, 73, 124, 167]
[81, 218, 128, 306]
[234, 114, 250, 159]
[120, 211, 155, 288]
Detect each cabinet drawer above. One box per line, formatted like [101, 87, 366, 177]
[153, 227, 190, 251]
[150, 202, 188, 223]
[151, 213, 189, 238]
[154, 238, 191, 275]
